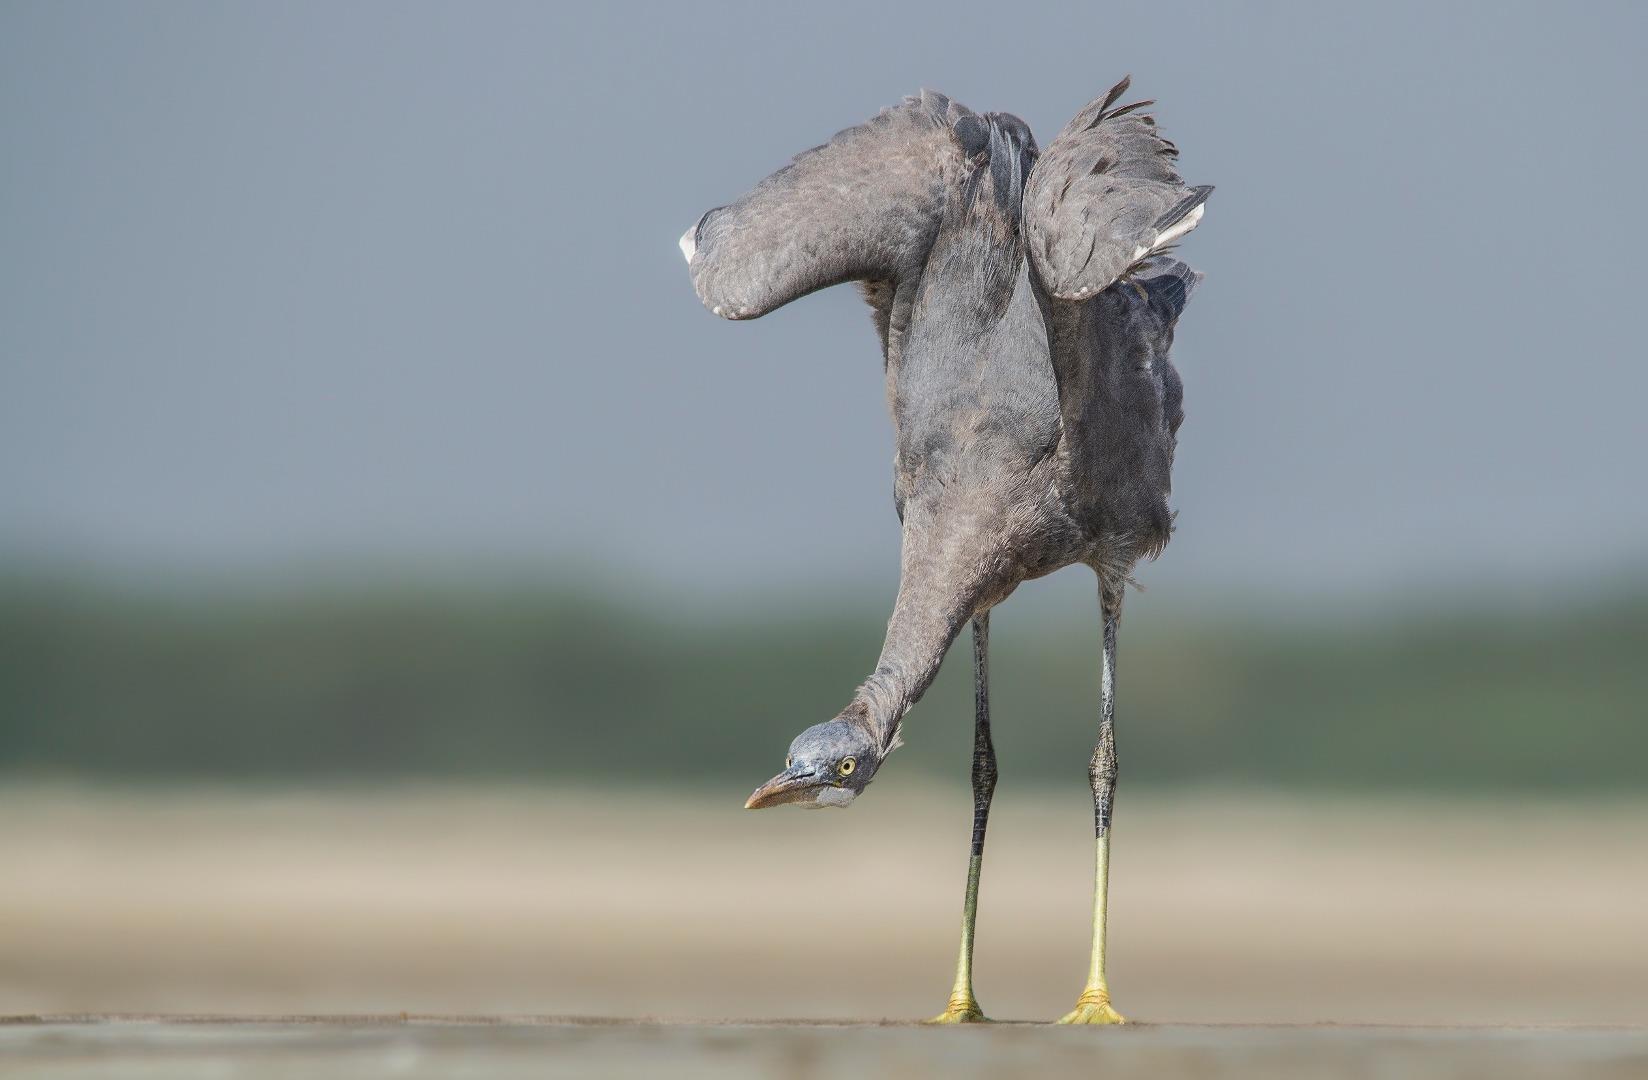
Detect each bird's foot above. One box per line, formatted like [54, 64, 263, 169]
[1055, 987, 1126, 1025]
[926, 994, 989, 1024]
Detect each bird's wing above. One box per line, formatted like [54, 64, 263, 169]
[680, 91, 977, 350]
[1023, 77, 1212, 300]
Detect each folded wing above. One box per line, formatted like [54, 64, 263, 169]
[681, 91, 978, 348]
[1023, 77, 1212, 300]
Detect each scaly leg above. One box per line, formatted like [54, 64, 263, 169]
[1058, 592, 1127, 1025]
[929, 613, 997, 1023]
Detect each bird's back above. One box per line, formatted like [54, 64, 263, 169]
[892, 261, 1192, 590]
[889, 262, 1110, 599]
[892, 270, 1056, 490]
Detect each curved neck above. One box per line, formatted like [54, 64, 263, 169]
[845, 514, 986, 751]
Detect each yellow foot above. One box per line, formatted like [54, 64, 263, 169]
[1056, 988, 1127, 1025]
[927, 997, 989, 1024]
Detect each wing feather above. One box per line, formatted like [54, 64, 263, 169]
[682, 92, 971, 332]
[1023, 77, 1212, 300]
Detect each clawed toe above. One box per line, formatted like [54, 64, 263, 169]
[1055, 988, 1126, 1025]
[927, 999, 989, 1024]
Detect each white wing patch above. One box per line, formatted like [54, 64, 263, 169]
[678, 226, 697, 263]
[1156, 201, 1206, 249]
[1131, 202, 1207, 263]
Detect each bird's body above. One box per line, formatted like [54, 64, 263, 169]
[680, 77, 1210, 1023]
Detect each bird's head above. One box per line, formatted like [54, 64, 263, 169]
[745, 718, 884, 810]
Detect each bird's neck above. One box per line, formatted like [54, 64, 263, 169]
[845, 510, 988, 752]
[849, 595, 968, 753]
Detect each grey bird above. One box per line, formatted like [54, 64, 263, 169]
[679, 77, 1210, 1024]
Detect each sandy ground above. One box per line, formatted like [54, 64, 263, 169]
[5, 1018, 1648, 1080]
[2, 784, 1646, 1030]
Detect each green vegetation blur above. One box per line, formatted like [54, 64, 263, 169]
[2, 574, 1643, 791]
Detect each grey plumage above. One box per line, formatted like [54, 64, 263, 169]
[687, 77, 1210, 1021]
[689, 82, 1208, 777]
[684, 90, 965, 344]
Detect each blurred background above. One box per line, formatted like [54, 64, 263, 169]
[1, 0, 1644, 1026]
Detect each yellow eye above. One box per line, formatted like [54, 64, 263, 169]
[838, 757, 856, 777]
[785, 755, 793, 769]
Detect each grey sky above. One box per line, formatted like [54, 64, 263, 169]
[2, 1, 1644, 597]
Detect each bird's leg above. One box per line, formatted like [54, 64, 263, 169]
[1058, 599, 1127, 1025]
[928, 613, 996, 1024]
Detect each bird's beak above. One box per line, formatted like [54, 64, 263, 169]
[745, 765, 822, 809]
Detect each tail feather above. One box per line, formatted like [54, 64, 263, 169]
[1134, 257, 1203, 323]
